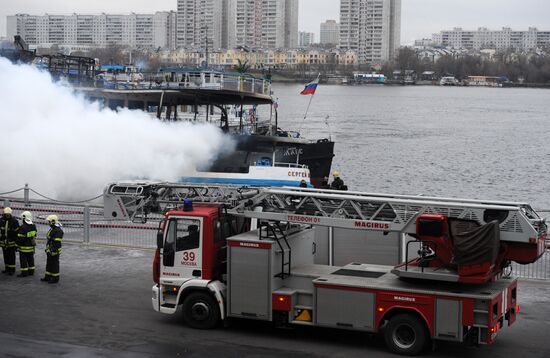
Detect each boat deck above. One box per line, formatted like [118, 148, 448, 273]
[76, 87, 273, 106]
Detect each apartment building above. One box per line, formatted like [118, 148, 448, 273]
[6, 12, 176, 51]
[7, 0, 300, 52]
[228, 0, 262, 49]
[261, 0, 285, 48]
[339, 0, 401, 64]
[320, 20, 339, 45]
[283, 0, 299, 48]
[432, 27, 550, 51]
[223, 0, 297, 49]
[176, 0, 222, 49]
[299, 32, 315, 47]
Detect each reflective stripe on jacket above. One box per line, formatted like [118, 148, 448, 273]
[0, 216, 19, 248]
[46, 226, 63, 255]
[17, 222, 37, 253]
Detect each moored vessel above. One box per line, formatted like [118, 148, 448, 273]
[76, 68, 334, 187]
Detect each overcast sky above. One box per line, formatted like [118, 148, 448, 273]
[1, 0, 549, 45]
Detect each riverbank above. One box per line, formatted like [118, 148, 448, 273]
[256, 71, 550, 88]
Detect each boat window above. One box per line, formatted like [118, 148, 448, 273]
[256, 158, 272, 166]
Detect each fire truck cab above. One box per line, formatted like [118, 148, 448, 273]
[152, 205, 228, 324]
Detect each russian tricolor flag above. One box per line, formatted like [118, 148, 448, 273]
[300, 79, 319, 95]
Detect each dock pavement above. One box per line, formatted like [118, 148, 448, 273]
[1, 242, 549, 358]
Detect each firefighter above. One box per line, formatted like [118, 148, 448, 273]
[41, 215, 63, 284]
[330, 171, 347, 191]
[320, 176, 330, 189]
[1, 207, 19, 275]
[16, 211, 37, 277]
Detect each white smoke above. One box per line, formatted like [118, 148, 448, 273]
[0, 58, 234, 199]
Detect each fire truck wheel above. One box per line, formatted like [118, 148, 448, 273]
[182, 292, 220, 329]
[384, 313, 428, 356]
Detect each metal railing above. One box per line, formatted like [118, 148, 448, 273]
[91, 70, 272, 96]
[400, 237, 550, 281]
[511, 251, 550, 280]
[273, 162, 309, 169]
[1, 185, 158, 249]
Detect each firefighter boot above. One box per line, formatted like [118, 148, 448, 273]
[17, 271, 28, 278]
[40, 274, 51, 282]
[48, 276, 59, 284]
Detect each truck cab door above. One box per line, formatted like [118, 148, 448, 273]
[162, 217, 203, 280]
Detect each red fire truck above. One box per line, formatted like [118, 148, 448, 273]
[104, 183, 547, 355]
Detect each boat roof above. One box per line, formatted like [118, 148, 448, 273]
[76, 68, 273, 106]
[76, 87, 273, 106]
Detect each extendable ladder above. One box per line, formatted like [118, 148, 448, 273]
[104, 182, 546, 245]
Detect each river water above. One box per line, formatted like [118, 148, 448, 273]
[272, 83, 550, 212]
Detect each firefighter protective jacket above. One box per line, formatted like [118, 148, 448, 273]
[0, 216, 20, 248]
[17, 221, 37, 253]
[46, 225, 63, 255]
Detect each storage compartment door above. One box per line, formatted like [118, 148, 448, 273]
[435, 299, 462, 341]
[228, 246, 270, 319]
[315, 287, 375, 331]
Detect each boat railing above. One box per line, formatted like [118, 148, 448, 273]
[273, 162, 309, 169]
[92, 70, 271, 97]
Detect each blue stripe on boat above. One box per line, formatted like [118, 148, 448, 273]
[177, 177, 312, 187]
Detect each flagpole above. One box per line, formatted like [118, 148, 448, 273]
[303, 93, 315, 120]
[303, 73, 320, 120]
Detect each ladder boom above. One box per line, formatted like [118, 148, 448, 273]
[103, 182, 546, 245]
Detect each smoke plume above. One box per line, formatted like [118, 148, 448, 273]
[0, 58, 234, 199]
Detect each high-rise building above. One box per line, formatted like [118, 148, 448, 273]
[176, 0, 223, 50]
[255, 0, 298, 49]
[222, 0, 237, 49]
[284, 0, 299, 48]
[230, 0, 263, 49]
[6, 12, 176, 52]
[154, 11, 177, 51]
[299, 31, 315, 47]
[432, 27, 550, 52]
[388, 0, 401, 61]
[224, 0, 297, 49]
[320, 20, 339, 45]
[339, 0, 401, 64]
[261, 0, 285, 48]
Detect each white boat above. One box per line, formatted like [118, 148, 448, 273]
[178, 160, 311, 187]
[440, 76, 459, 86]
[354, 73, 386, 84]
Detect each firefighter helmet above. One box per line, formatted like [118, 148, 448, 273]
[333, 171, 340, 177]
[46, 215, 59, 224]
[21, 211, 32, 220]
[3, 207, 12, 215]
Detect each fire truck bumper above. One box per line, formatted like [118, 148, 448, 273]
[152, 285, 160, 312]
